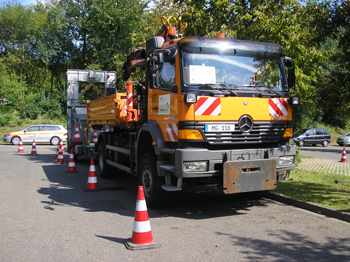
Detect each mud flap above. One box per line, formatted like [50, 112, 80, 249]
[223, 159, 276, 194]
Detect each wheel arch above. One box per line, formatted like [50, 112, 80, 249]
[136, 121, 165, 171]
[96, 131, 112, 153]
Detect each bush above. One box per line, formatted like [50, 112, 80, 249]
[20, 96, 43, 119]
[0, 113, 11, 126]
[40, 96, 63, 119]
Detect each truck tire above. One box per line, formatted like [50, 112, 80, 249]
[139, 153, 168, 209]
[97, 141, 114, 179]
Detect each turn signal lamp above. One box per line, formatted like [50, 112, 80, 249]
[283, 128, 293, 138]
[178, 129, 203, 140]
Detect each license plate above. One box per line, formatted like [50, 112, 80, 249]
[205, 124, 235, 132]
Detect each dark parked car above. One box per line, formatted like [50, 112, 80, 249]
[292, 128, 331, 147]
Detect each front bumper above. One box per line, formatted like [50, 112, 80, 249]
[172, 145, 296, 178]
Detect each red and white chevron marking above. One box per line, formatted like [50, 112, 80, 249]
[127, 92, 133, 107]
[195, 97, 221, 116]
[269, 98, 288, 116]
[166, 123, 178, 142]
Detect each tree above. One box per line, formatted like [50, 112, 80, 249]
[306, 0, 350, 127]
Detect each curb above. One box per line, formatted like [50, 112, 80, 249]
[266, 192, 350, 223]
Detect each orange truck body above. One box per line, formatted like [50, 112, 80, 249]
[83, 22, 298, 208]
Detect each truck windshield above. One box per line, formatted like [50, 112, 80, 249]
[181, 49, 288, 92]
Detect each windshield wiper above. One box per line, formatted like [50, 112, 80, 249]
[238, 85, 281, 98]
[218, 86, 237, 96]
[262, 87, 281, 97]
[200, 83, 238, 96]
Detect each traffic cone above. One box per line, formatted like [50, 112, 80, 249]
[31, 140, 37, 155]
[92, 130, 98, 145]
[340, 147, 347, 162]
[125, 186, 161, 250]
[18, 137, 24, 153]
[86, 158, 98, 190]
[66, 149, 78, 173]
[59, 139, 64, 154]
[55, 143, 60, 159]
[56, 145, 64, 164]
[74, 123, 81, 142]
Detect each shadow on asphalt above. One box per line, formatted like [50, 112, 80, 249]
[216, 230, 350, 261]
[11, 146, 273, 220]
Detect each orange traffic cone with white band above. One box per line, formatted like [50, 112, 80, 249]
[86, 158, 98, 190]
[66, 149, 78, 173]
[340, 147, 347, 162]
[92, 130, 98, 145]
[125, 186, 161, 250]
[56, 145, 64, 164]
[31, 140, 37, 155]
[74, 123, 81, 142]
[55, 143, 59, 159]
[18, 137, 24, 153]
[59, 138, 64, 154]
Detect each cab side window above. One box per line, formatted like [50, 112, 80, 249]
[159, 62, 175, 90]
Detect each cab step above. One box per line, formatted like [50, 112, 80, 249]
[161, 185, 182, 191]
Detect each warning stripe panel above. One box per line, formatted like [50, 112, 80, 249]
[166, 124, 178, 142]
[195, 97, 221, 116]
[269, 98, 288, 116]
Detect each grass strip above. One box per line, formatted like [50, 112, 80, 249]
[274, 169, 350, 212]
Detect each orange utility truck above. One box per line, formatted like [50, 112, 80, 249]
[84, 18, 299, 208]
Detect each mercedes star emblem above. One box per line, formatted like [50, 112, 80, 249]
[238, 115, 254, 132]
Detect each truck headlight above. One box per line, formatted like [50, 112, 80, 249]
[184, 93, 197, 104]
[183, 161, 207, 172]
[279, 156, 295, 166]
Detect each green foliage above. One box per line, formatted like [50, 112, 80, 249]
[0, 113, 11, 126]
[19, 94, 42, 119]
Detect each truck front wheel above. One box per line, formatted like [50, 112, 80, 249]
[97, 141, 114, 179]
[139, 153, 168, 209]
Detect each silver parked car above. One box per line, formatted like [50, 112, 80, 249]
[3, 124, 67, 145]
[337, 132, 350, 146]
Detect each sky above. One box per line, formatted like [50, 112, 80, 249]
[0, 0, 43, 6]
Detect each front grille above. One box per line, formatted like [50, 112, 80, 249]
[192, 121, 291, 145]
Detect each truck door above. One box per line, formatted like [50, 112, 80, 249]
[148, 60, 179, 141]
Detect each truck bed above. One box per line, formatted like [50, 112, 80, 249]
[86, 93, 128, 126]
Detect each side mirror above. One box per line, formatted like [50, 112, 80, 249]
[151, 53, 164, 88]
[288, 67, 295, 88]
[172, 85, 178, 93]
[164, 47, 177, 63]
[284, 57, 295, 89]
